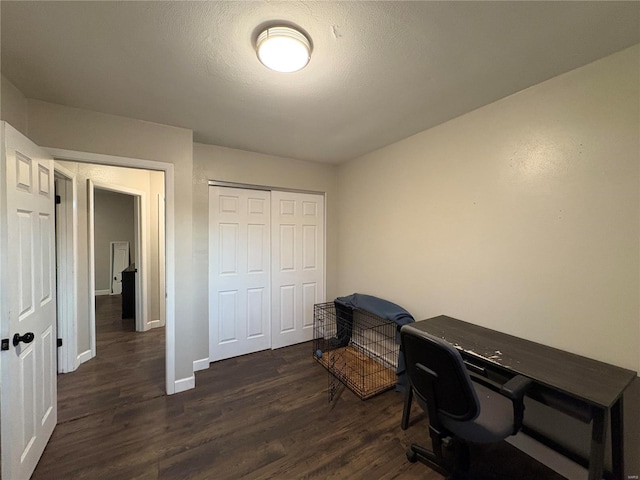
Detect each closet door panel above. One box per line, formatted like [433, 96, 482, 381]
[271, 191, 325, 349]
[209, 187, 271, 361]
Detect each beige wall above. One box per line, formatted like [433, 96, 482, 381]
[338, 45, 639, 370]
[338, 45, 639, 473]
[193, 143, 339, 361]
[0, 76, 27, 136]
[27, 100, 195, 381]
[94, 189, 135, 292]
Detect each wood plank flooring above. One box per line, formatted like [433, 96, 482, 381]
[32, 295, 565, 479]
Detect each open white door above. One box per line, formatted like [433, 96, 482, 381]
[209, 187, 272, 362]
[271, 191, 325, 349]
[110, 241, 130, 294]
[0, 123, 57, 479]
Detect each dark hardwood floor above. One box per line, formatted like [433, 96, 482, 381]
[32, 296, 565, 479]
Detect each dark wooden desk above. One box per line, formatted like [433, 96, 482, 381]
[409, 315, 636, 480]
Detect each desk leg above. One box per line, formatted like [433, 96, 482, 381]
[588, 408, 607, 480]
[401, 387, 413, 430]
[611, 397, 624, 480]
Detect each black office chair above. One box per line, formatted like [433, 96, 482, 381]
[400, 324, 532, 479]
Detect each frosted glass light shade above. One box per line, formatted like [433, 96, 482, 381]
[256, 26, 311, 73]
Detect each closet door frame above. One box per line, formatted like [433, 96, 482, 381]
[208, 181, 326, 360]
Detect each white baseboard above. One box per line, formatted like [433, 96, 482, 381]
[146, 319, 162, 329]
[174, 375, 195, 394]
[77, 349, 93, 366]
[193, 357, 209, 372]
[95, 289, 110, 296]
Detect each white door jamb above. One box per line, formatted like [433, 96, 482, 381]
[53, 162, 78, 373]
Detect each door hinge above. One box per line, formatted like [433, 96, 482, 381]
[57, 338, 63, 348]
[55, 194, 61, 205]
[1, 339, 9, 351]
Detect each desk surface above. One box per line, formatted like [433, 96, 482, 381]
[412, 316, 636, 409]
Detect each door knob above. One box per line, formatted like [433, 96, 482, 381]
[13, 332, 34, 347]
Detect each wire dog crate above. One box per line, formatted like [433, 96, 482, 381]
[313, 302, 399, 401]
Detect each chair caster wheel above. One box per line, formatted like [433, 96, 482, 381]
[406, 448, 418, 463]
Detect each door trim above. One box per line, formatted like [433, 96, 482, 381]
[53, 163, 78, 373]
[45, 148, 178, 395]
[208, 180, 324, 196]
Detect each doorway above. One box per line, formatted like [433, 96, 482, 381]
[49, 149, 176, 394]
[88, 181, 147, 341]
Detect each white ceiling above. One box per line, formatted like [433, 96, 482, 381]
[1, 1, 639, 164]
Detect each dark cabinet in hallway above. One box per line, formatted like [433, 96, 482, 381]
[121, 264, 136, 319]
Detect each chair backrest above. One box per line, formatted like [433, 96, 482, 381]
[401, 324, 479, 422]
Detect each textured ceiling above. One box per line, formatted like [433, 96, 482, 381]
[1, 1, 639, 163]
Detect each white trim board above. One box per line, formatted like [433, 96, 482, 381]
[208, 179, 325, 196]
[157, 193, 166, 327]
[174, 376, 195, 394]
[53, 163, 79, 374]
[95, 289, 110, 296]
[76, 349, 92, 367]
[87, 179, 96, 357]
[45, 148, 177, 395]
[193, 358, 209, 372]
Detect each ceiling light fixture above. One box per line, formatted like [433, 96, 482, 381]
[256, 26, 311, 73]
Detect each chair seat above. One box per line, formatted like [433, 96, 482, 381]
[440, 381, 514, 443]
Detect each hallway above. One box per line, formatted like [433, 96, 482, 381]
[33, 295, 165, 478]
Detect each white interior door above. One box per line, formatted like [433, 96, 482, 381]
[209, 187, 271, 361]
[0, 123, 57, 480]
[271, 191, 325, 349]
[110, 241, 129, 294]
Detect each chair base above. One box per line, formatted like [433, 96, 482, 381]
[406, 444, 450, 477]
[406, 441, 473, 480]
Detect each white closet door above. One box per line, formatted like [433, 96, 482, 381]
[209, 187, 271, 361]
[271, 191, 325, 349]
